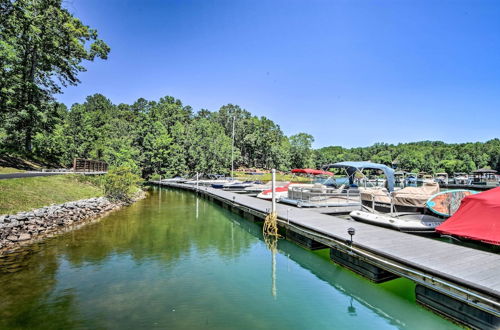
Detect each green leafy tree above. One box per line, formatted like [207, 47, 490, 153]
[289, 133, 315, 169]
[0, 0, 110, 152]
[186, 118, 234, 174]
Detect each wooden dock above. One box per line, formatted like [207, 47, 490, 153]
[154, 181, 500, 329]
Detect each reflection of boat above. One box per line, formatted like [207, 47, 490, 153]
[437, 187, 500, 245]
[350, 210, 445, 233]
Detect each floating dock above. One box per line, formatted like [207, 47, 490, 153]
[439, 183, 497, 191]
[154, 181, 500, 329]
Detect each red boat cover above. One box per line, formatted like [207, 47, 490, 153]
[291, 168, 333, 176]
[436, 187, 500, 245]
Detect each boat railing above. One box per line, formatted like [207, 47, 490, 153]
[354, 178, 386, 189]
[287, 186, 361, 204]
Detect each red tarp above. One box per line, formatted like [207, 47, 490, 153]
[436, 187, 500, 245]
[291, 168, 333, 176]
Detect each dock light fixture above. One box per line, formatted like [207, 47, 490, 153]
[347, 227, 355, 246]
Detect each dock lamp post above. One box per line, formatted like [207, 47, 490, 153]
[347, 227, 355, 246]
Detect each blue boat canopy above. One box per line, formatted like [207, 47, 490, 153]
[322, 161, 396, 192]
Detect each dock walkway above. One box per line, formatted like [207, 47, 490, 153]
[155, 181, 500, 328]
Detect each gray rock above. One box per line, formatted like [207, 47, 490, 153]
[34, 209, 45, 217]
[18, 233, 31, 241]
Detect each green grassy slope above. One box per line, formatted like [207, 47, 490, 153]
[0, 175, 103, 215]
[0, 167, 26, 174]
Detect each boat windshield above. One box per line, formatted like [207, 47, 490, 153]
[312, 176, 336, 186]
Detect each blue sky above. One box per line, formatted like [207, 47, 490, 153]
[58, 0, 500, 148]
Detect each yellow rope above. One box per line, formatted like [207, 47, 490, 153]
[263, 211, 280, 248]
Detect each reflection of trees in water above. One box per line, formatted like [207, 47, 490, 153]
[0, 245, 84, 329]
[0, 189, 256, 328]
[58, 190, 256, 266]
[230, 215, 452, 329]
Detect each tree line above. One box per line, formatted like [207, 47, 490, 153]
[315, 140, 500, 174]
[6, 93, 314, 177]
[1, 0, 499, 178]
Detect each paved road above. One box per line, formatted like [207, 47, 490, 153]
[0, 172, 106, 180]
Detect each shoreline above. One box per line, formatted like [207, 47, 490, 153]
[0, 190, 147, 256]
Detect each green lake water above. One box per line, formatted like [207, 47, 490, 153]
[0, 187, 461, 329]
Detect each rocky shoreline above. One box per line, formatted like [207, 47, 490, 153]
[0, 191, 146, 255]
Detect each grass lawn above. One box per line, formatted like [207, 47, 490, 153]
[0, 167, 26, 174]
[0, 175, 103, 215]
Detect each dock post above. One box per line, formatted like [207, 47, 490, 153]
[390, 192, 394, 216]
[271, 169, 276, 214]
[196, 172, 199, 192]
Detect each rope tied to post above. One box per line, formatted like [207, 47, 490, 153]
[263, 211, 280, 248]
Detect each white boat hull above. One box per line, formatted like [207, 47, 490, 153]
[349, 210, 445, 233]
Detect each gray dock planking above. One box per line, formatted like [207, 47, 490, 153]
[156, 182, 500, 317]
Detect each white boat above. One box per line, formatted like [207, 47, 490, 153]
[160, 177, 189, 183]
[279, 184, 360, 208]
[184, 174, 234, 187]
[256, 184, 290, 200]
[349, 210, 445, 233]
[222, 181, 257, 190]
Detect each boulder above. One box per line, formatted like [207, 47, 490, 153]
[18, 233, 31, 241]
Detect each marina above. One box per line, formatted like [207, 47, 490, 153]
[2, 1, 500, 329]
[154, 180, 500, 329]
[0, 188, 461, 330]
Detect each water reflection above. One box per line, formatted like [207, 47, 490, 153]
[347, 297, 357, 316]
[226, 208, 458, 329]
[0, 188, 459, 329]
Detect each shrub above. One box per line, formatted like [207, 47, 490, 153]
[103, 166, 142, 201]
[150, 173, 161, 181]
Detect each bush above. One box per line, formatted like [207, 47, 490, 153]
[150, 173, 161, 181]
[103, 166, 142, 201]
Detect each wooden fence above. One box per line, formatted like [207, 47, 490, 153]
[73, 158, 108, 172]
